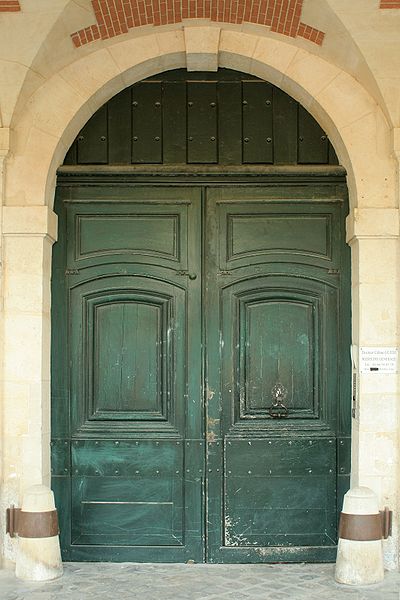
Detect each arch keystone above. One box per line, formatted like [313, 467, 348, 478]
[184, 26, 221, 71]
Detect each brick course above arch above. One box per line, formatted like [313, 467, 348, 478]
[380, 1, 400, 8]
[0, 1, 20, 11]
[71, 0, 325, 48]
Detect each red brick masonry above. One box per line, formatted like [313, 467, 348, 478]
[380, 1, 400, 8]
[71, 0, 325, 48]
[0, 1, 21, 11]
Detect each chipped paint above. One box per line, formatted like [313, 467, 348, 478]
[224, 515, 250, 547]
[255, 545, 298, 557]
[206, 431, 217, 443]
[206, 387, 215, 401]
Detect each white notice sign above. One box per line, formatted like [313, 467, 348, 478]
[359, 347, 398, 374]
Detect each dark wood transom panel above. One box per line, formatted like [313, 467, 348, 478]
[64, 69, 338, 168]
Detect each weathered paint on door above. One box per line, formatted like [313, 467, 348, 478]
[52, 186, 204, 562]
[52, 179, 350, 563]
[205, 186, 350, 563]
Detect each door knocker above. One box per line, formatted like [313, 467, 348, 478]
[268, 383, 289, 419]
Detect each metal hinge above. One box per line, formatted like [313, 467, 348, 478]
[65, 268, 79, 276]
[328, 269, 339, 275]
[217, 271, 232, 276]
[176, 271, 197, 280]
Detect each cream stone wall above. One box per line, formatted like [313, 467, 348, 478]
[0, 127, 9, 564]
[346, 209, 400, 567]
[324, 0, 400, 129]
[0, 5, 399, 571]
[1, 205, 57, 565]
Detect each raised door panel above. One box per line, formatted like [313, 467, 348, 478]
[242, 298, 315, 417]
[218, 200, 340, 271]
[93, 300, 163, 418]
[222, 276, 337, 432]
[66, 194, 189, 271]
[70, 276, 184, 434]
[76, 214, 179, 262]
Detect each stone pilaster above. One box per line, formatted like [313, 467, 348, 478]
[346, 207, 400, 569]
[1, 204, 57, 564]
[0, 128, 10, 566]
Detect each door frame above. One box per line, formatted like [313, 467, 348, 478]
[52, 166, 351, 563]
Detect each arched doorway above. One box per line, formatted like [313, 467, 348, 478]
[51, 68, 351, 563]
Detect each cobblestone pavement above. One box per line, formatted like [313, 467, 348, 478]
[0, 563, 399, 600]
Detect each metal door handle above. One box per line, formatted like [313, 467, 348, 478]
[176, 271, 197, 280]
[268, 383, 289, 418]
[268, 400, 289, 419]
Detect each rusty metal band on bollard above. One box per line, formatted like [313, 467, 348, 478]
[6, 507, 59, 538]
[338, 508, 392, 541]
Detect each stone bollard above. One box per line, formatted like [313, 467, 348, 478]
[15, 485, 63, 581]
[335, 487, 386, 586]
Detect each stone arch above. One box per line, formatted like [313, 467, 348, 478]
[5, 27, 396, 211]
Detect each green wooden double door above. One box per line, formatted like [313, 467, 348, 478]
[52, 182, 351, 563]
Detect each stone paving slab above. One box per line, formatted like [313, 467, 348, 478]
[0, 563, 399, 600]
